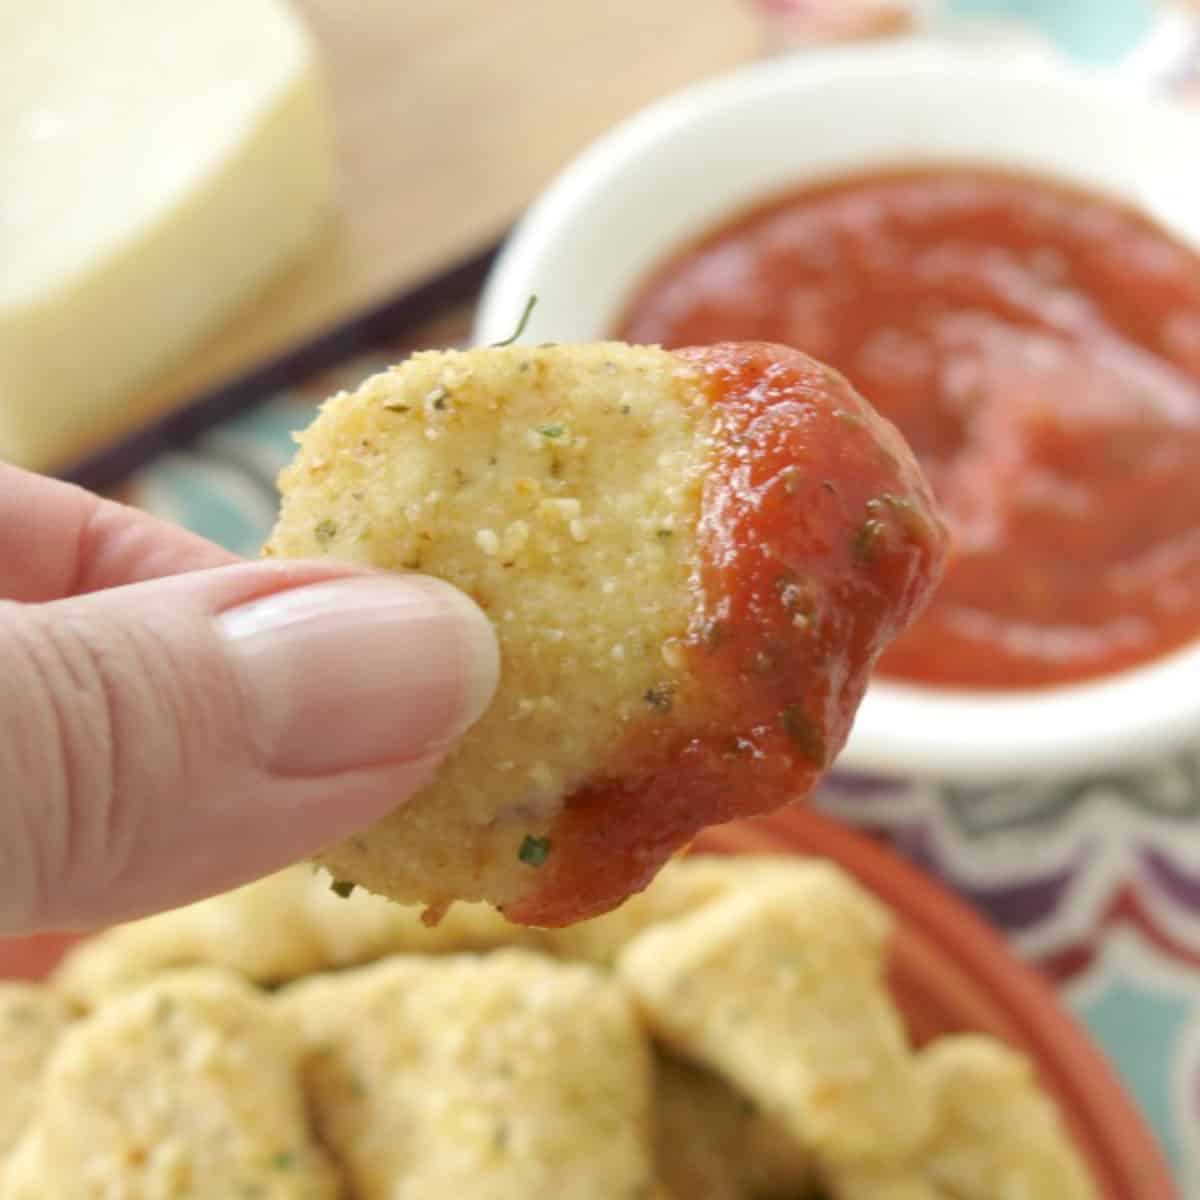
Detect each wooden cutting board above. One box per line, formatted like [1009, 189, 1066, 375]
[71, 0, 761, 471]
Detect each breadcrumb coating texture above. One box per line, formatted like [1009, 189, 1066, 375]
[278, 951, 658, 1200]
[2, 969, 339, 1199]
[823, 1035, 1097, 1200]
[53, 855, 803, 1013]
[11, 857, 1097, 1198]
[618, 866, 932, 1164]
[266, 343, 715, 914]
[53, 866, 536, 1009]
[0, 984, 75, 1161]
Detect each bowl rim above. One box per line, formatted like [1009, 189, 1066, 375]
[473, 40, 1200, 781]
[698, 805, 1178, 1199]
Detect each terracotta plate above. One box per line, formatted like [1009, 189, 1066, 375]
[0, 805, 1175, 1197]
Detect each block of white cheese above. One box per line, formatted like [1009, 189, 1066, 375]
[0, 0, 332, 470]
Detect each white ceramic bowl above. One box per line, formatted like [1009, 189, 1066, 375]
[474, 40, 1200, 783]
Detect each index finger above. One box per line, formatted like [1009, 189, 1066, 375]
[0, 463, 237, 602]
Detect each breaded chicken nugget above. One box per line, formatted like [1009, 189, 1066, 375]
[53, 866, 535, 1008]
[617, 866, 932, 1164]
[51, 869, 324, 1007]
[300, 868, 535, 965]
[266, 340, 944, 925]
[2, 969, 339, 1199]
[0, 984, 75, 1161]
[541, 855, 804, 967]
[917, 1035, 1095, 1199]
[277, 950, 658, 1200]
[822, 1036, 1097, 1200]
[653, 1053, 811, 1200]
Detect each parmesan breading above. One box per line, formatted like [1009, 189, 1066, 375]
[52, 869, 325, 1008]
[301, 867, 535, 965]
[53, 866, 535, 1008]
[278, 950, 658, 1200]
[2, 968, 339, 1198]
[265, 343, 717, 915]
[11, 845, 1098, 1196]
[618, 866, 932, 1164]
[822, 1036, 1097, 1199]
[918, 1035, 1096, 1199]
[541, 855, 803, 967]
[0, 984, 74, 1162]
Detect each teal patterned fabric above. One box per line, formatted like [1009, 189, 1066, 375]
[109, 5, 1200, 1188]
[947, 0, 1158, 64]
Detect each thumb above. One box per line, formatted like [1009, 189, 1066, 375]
[0, 563, 499, 934]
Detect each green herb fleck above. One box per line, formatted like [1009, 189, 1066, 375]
[537, 423, 565, 439]
[781, 703, 826, 765]
[489, 294, 538, 347]
[619, 404, 632, 415]
[384, 401, 410, 414]
[518, 835, 551, 867]
[853, 517, 887, 565]
[272, 1151, 296, 1171]
[643, 684, 674, 712]
[314, 518, 338, 545]
[428, 385, 449, 411]
[329, 879, 356, 900]
[656, 529, 673, 540]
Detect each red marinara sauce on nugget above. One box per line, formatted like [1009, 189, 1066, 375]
[266, 341, 945, 925]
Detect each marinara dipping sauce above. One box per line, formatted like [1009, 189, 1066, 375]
[619, 169, 1200, 689]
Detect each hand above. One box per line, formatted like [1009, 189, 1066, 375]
[0, 464, 498, 937]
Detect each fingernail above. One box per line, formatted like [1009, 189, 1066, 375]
[217, 576, 499, 775]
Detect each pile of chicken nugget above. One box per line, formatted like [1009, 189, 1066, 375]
[0, 856, 1094, 1199]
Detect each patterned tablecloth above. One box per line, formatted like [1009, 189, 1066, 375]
[105, 3, 1200, 1190]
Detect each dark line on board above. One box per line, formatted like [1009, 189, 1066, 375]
[62, 234, 507, 493]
